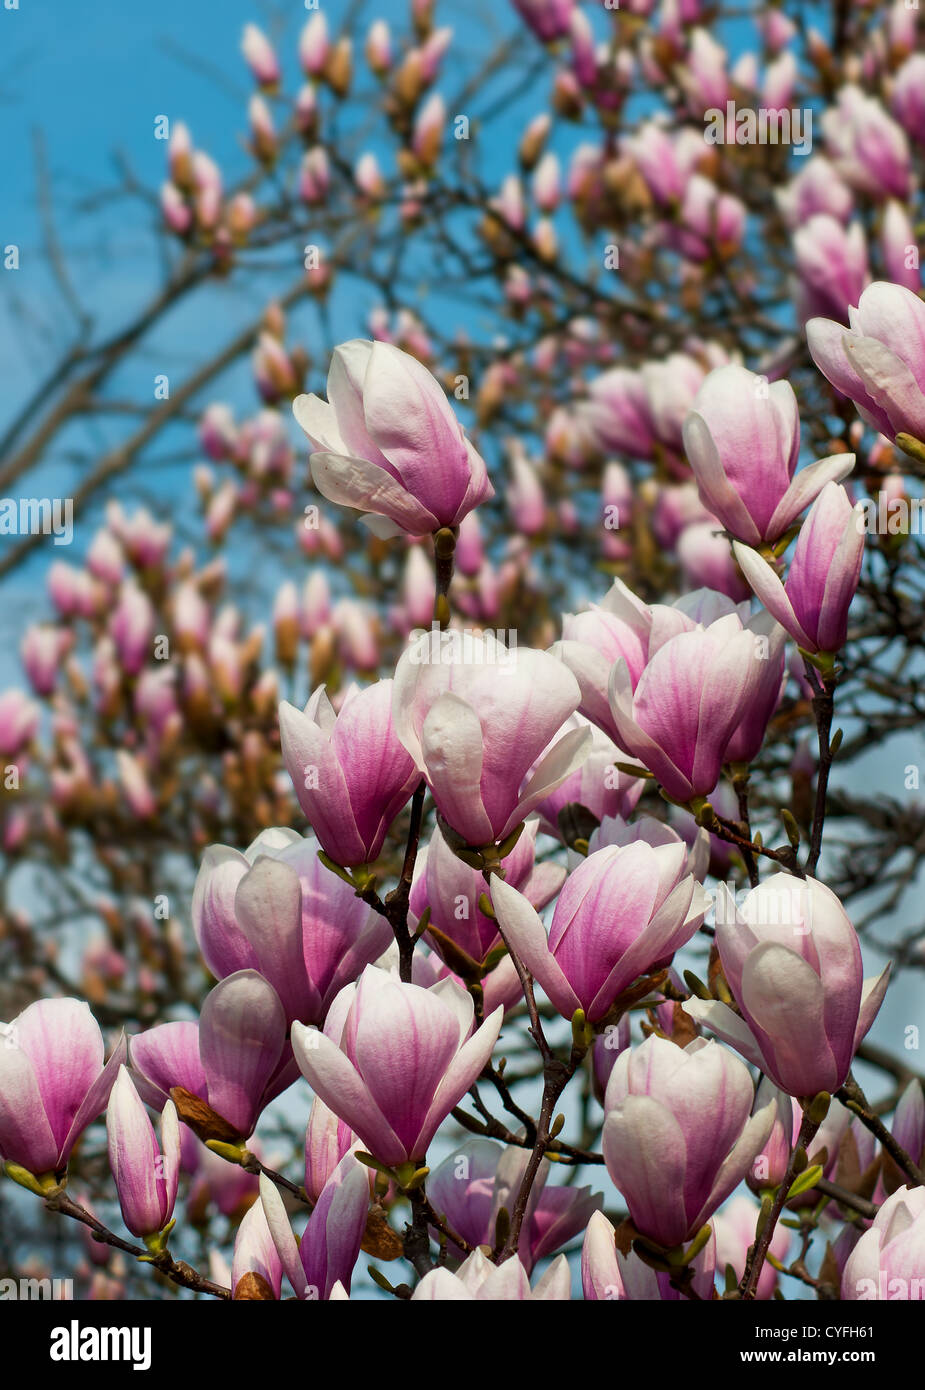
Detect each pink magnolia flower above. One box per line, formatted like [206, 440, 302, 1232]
[299, 12, 329, 76]
[290, 966, 503, 1166]
[684, 875, 890, 1098]
[191, 829, 391, 1025]
[606, 611, 773, 803]
[588, 812, 710, 880]
[842, 1187, 925, 1300]
[426, 1138, 601, 1273]
[550, 581, 652, 741]
[671, 175, 745, 262]
[0, 999, 126, 1180]
[491, 841, 708, 1022]
[109, 583, 155, 676]
[259, 1158, 369, 1300]
[807, 282, 925, 452]
[582, 1209, 716, 1300]
[0, 689, 39, 756]
[602, 1035, 776, 1249]
[507, 447, 546, 535]
[21, 625, 71, 696]
[410, 819, 564, 971]
[682, 363, 854, 545]
[775, 156, 853, 229]
[392, 630, 590, 850]
[822, 85, 911, 199]
[794, 215, 868, 325]
[278, 681, 419, 867]
[130, 972, 298, 1140]
[365, 20, 391, 75]
[293, 340, 493, 537]
[733, 482, 865, 655]
[107, 1067, 180, 1240]
[412, 1249, 570, 1300]
[623, 122, 703, 208]
[241, 23, 280, 87]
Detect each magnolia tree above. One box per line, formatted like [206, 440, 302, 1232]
[1, 0, 925, 1308]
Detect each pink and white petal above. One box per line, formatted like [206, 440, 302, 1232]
[508, 725, 594, 840]
[607, 659, 691, 799]
[847, 337, 925, 443]
[292, 394, 349, 454]
[420, 692, 493, 846]
[14, 1000, 104, 1155]
[532, 1254, 572, 1300]
[548, 640, 619, 740]
[199, 971, 287, 1137]
[697, 1097, 777, 1228]
[490, 876, 580, 1018]
[853, 964, 891, 1052]
[767, 452, 857, 538]
[61, 1033, 128, 1165]
[258, 1173, 308, 1298]
[682, 411, 763, 545]
[419, 1007, 505, 1157]
[732, 543, 813, 648]
[0, 1043, 58, 1174]
[680, 998, 767, 1071]
[290, 1021, 404, 1164]
[310, 452, 439, 534]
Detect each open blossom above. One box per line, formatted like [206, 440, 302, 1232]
[191, 829, 391, 1025]
[603, 1035, 776, 1249]
[0, 999, 125, 1181]
[107, 1067, 180, 1240]
[412, 1249, 571, 1300]
[806, 282, 925, 453]
[607, 611, 775, 803]
[682, 363, 854, 545]
[842, 1186, 925, 1300]
[426, 1138, 601, 1272]
[293, 340, 493, 537]
[290, 966, 503, 1166]
[733, 483, 865, 655]
[392, 630, 590, 849]
[683, 875, 890, 1098]
[278, 681, 419, 867]
[491, 841, 709, 1022]
[130, 972, 298, 1140]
